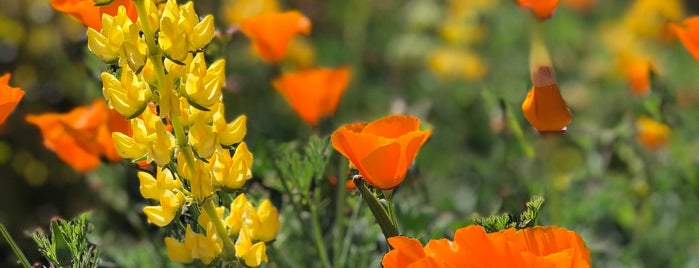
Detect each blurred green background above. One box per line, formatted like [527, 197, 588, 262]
[3, 0, 699, 267]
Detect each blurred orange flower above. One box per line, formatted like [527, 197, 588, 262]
[240, 11, 312, 62]
[517, 0, 560, 20]
[670, 17, 699, 61]
[26, 100, 131, 172]
[619, 54, 653, 96]
[383, 225, 591, 268]
[331, 115, 431, 190]
[51, 0, 138, 30]
[636, 116, 670, 150]
[272, 67, 351, 127]
[0, 73, 25, 125]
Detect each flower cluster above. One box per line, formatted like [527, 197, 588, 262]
[383, 225, 590, 268]
[84, 0, 279, 265]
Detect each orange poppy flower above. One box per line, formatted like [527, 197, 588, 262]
[635, 116, 670, 150]
[383, 225, 591, 268]
[26, 100, 130, 172]
[0, 73, 25, 125]
[517, 0, 560, 20]
[670, 17, 699, 61]
[240, 11, 312, 62]
[272, 67, 351, 127]
[331, 115, 431, 190]
[51, 0, 137, 30]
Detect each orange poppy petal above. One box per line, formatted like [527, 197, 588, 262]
[240, 11, 312, 62]
[424, 239, 458, 265]
[517, 0, 560, 20]
[397, 130, 431, 179]
[453, 225, 510, 267]
[361, 115, 420, 138]
[331, 123, 385, 166]
[359, 142, 401, 189]
[671, 17, 699, 61]
[384, 236, 427, 267]
[0, 73, 24, 125]
[50, 134, 102, 172]
[521, 84, 571, 132]
[50, 0, 137, 30]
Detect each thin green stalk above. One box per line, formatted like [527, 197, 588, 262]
[339, 198, 362, 266]
[0, 223, 31, 268]
[202, 198, 236, 260]
[308, 190, 332, 268]
[332, 163, 348, 267]
[382, 191, 398, 229]
[353, 177, 399, 238]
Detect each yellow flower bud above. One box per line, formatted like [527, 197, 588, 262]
[159, 17, 189, 62]
[189, 119, 217, 159]
[212, 142, 252, 189]
[164, 237, 193, 264]
[218, 115, 247, 146]
[225, 194, 255, 235]
[138, 171, 159, 200]
[119, 23, 148, 72]
[235, 227, 268, 267]
[190, 15, 215, 50]
[147, 121, 175, 166]
[184, 55, 224, 110]
[183, 224, 221, 265]
[253, 199, 280, 242]
[189, 162, 213, 199]
[112, 131, 147, 160]
[101, 70, 151, 119]
[143, 203, 178, 227]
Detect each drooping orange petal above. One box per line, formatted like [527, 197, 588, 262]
[521, 84, 572, 132]
[517, 0, 560, 20]
[670, 17, 699, 61]
[383, 236, 427, 268]
[50, 0, 137, 30]
[0, 73, 24, 125]
[240, 11, 312, 62]
[272, 67, 351, 126]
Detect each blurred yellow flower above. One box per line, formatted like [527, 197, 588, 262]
[427, 47, 487, 81]
[223, 0, 280, 25]
[636, 116, 670, 150]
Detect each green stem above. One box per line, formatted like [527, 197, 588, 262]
[382, 190, 398, 228]
[353, 177, 399, 238]
[308, 191, 332, 268]
[332, 164, 348, 267]
[0, 223, 31, 268]
[202, 198, 237, 260]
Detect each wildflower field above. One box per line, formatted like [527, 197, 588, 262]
[1, 0, 699, 267]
